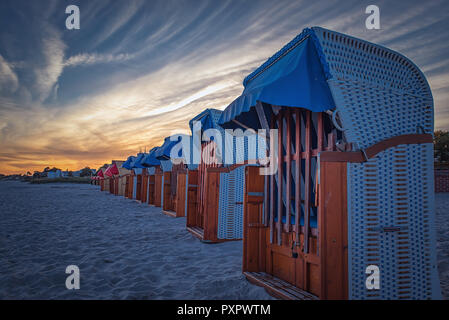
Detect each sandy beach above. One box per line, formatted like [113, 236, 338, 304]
[0, 181, 271, 299]
[0, 180, 448, 299]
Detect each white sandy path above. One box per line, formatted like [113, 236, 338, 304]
[0, 181, 272, 300]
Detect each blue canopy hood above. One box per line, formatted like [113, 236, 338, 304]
[189, 109, 223, 134]
[218, 27, 334, 129]
[155, 135, 183, 160]
[141, 147, 161, 167]
[121, 156, 135, 170]
[130, 153, 146, 169]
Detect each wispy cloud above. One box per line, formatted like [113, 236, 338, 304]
[64, 53, 135, 67]
[32, 26, 66, 102]
[0, 55, 19, 93]
[0, 0, 448, 174]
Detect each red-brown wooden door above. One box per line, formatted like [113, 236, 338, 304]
[186, 170, 199, 228]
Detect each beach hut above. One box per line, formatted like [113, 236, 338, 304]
[218, 27, 441, 300]
[138, 154, 151, 204]
[95, 166, 106, 187]
[111, 163, 121, 195]
[108, 161, 129, 196]
[129, 153, 147, 201]
[121, 156, 134, 197]
[120, 154, 148, 203]
[153, 134, 195, 217]
[102, 166, 111, 193]
[103, 161, 124, 195]
[156, 136, 176, 215]
[185, 109, 224, 241]
[97, 168, 105, 190]
[141, 147, 162, 207]
[104, 163, 118, 195]
[184, 108, 259, 243]
[122, 156, 136, 199]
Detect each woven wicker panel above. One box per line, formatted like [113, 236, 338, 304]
[132, 177, 137, 199]
[209, 109, 223, 127]
[217, 165, 245, 239]
[310, 28, 440, 299]
[313, 27, 433, 149]
[217, 171, 230, 239]
[329, 80, 432, 149]
[347, 143, 441, 299]
[234, 165, 245, 239]
[161, 175, 164, 205]
[160, 160, 173, 172]
[184, 173, 189, 216]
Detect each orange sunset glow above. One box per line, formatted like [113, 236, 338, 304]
[1, 1, 448, 175]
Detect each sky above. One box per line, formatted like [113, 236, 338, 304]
[0, 0, 448, 174]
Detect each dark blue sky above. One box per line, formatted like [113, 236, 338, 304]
[0, 0, 448, 173]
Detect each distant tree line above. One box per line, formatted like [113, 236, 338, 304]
[30, 166, 94, 178]
[434, 130, 449, 163]
[79, 167, 94, 177]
